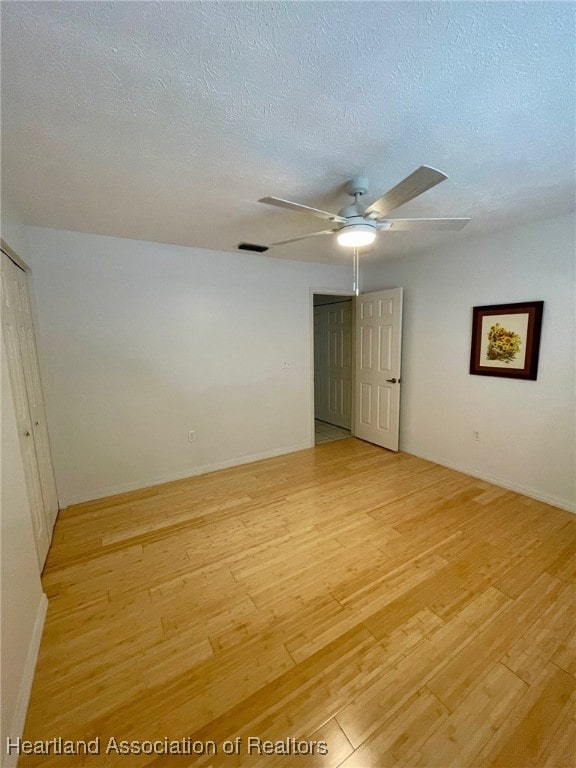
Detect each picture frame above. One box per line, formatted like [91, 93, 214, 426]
[470, 301, 544, 380]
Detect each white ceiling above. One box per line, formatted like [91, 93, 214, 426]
[2, 1, 574, 264]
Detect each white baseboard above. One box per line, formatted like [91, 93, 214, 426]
[63, 443, 312, 507]
[404, 448, 575, 514]
[5, 593, 48, 768]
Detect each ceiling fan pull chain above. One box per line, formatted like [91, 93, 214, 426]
[353, 247, 360, 296]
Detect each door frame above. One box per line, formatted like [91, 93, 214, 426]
[309, 288, 356, 446]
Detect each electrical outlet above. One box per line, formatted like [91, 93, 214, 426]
[188, 430, 196, 442]
[282, 361, 291, 368]
[472, 430, 480, 442]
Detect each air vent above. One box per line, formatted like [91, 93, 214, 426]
[238, 242, 269, 253]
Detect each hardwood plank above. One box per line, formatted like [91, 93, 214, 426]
[336, 587, 511, 748]
[479, 663, 576, 767]
[492, 521, 576, 598]
[411, 664, 527, 767]
[551, 630, 576, 678]
[338, 688, 449, 767]
[139, 625, 379, 768]
[426, 572, 566, 711]
[501, 580, 575, 684]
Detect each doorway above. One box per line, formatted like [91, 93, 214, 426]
[311, 286, 404, 452]
[313, 293, 354, 445]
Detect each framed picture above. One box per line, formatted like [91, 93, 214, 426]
[470, 301, 544, 380]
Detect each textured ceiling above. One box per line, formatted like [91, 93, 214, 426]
[1, 1, 575, 264]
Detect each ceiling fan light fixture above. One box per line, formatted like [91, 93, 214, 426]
[337, 224, 376, 248]
[257, 169, 469, 251]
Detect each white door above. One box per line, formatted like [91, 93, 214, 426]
[354, 288, 403, 451]
[314, 301, 352, 428]
[15, 266, 59, 529]
[1, 252, 57, 567]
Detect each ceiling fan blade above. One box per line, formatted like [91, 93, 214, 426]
[259, 196, 347, 224]
[364, 166, 448, 218]
[382, 217, 470, 231]
[269, 229, 337, 247]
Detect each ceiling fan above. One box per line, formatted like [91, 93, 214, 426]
[238, 166, 469, 252]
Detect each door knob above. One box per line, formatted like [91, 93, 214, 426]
[386, 378, 397, 383]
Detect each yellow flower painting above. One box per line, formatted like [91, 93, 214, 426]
[471, 301, 543, 380]
[486, 322, 522, 364]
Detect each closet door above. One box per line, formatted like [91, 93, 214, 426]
[314, 308, 328, 422]
[1, 252, 57, 568]
[15, 266, 59, 528]
[314, 302, 352, 428]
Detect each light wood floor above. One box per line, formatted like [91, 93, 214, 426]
[20, 439, 575, 767]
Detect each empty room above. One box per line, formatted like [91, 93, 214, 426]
[1, 2, 575, 767]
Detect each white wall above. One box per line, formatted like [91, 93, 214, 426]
[363, 212, 576, 511]
[1, 201, 47, 767]
[25, 227, 352, 505]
